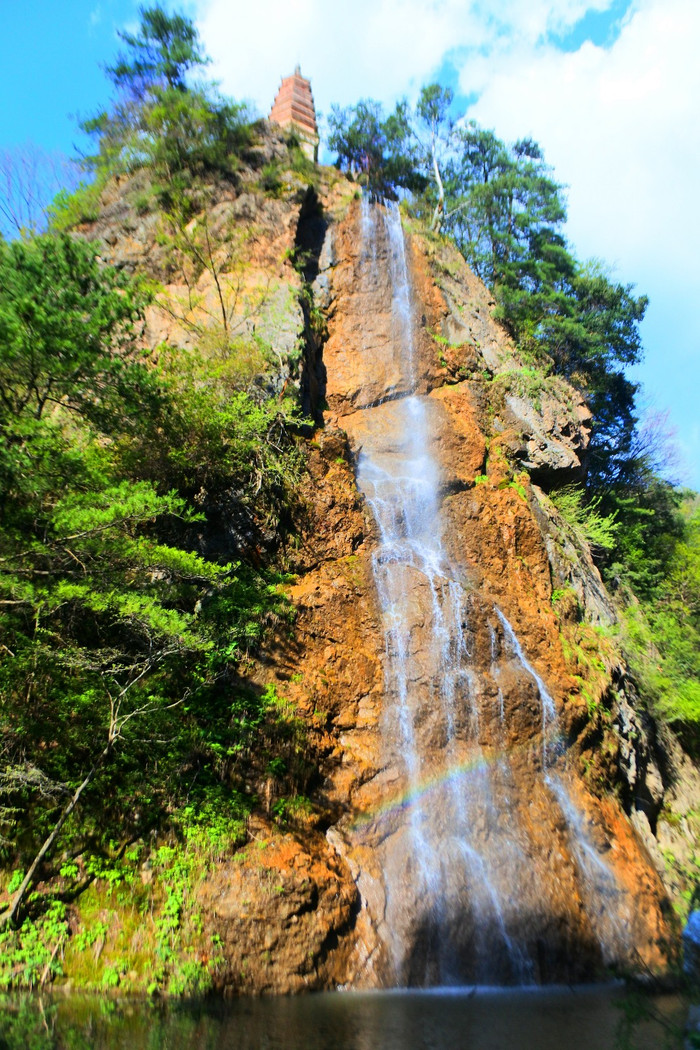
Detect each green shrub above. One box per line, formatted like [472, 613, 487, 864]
[46, 176, 107, 231]
[550, 485, 619, 551]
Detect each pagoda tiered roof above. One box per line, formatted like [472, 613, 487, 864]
[269, 66, 319, 156]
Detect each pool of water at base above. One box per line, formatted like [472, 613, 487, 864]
[0, 984, 686, 1050]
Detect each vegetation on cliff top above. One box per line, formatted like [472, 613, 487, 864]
[82, 7, 254, 193]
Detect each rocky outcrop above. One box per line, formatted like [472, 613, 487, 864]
[280, 196, 673, 985]
[78, 129, 315, 410]
[77, 149, 688, 991]
[411, 230, 592, 487]
[199, 423, 385, 992]
[199, 817, 358, 994]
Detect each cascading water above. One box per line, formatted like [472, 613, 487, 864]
[495, 606, 633, 963]
[336, 197, 644, 987]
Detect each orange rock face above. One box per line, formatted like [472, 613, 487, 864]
[194, 188, 672, 992]
[283, 196, 671, 986]
[199, 817, 358, 995]
[77, 147, 677, 994]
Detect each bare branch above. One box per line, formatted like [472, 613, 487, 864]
[0, 143, 80, 240]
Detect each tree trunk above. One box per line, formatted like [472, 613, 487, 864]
[1, 743, 111, 927]
[430, 148, 445, 232]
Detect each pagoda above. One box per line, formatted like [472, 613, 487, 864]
[269, 66, 319, 163]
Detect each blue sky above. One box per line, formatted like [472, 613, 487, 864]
[1, 0, 136, 154]
[2, 0, 698, 488]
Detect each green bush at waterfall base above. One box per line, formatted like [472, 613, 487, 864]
[0, 807, 245, 995]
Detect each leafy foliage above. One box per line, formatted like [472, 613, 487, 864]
[413, 84, 454, 229]
[442, 126, 567, 291]
[80, 5, 253, 186]
[106, 6, 208, 98]
[0, 206, 303, 937]
[327, 99, 424, 197]
[549, 485, 619, 552]
[0, 233, 150, 428]
[616, 494, 700, 743]
[0, 25, 315, 936]
[46, 176, 108, 231]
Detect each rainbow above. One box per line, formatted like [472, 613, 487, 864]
[348, 728, 565, 832]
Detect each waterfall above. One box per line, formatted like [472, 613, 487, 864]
[341, 198, 636, 988]
[352, 201, 531, 984]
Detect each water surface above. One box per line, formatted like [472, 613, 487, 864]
[0, 986, 683, 1050]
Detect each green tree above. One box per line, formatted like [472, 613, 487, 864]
[549, 484, 619, 552]
[443, 124, 567, 296]
[0, 226, 297, 928]
[0, 234, 150, 430]
[327, 99, 423, 197]
[543, 263, 647, 492]
[106, 6, 208, 99]
[413, 83, 454, 230]
[81, 5, 252, 183]
[439, 124, 647, 494]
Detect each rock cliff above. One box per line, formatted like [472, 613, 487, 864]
[271, 193, 670, 986]
[74, 130, 694, 993]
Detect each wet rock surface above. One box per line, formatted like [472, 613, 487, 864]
[188, 186, 677, 992]
[199, 818, 358, 994]
[301, 197, 672, 987]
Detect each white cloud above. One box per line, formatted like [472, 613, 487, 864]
[196, 0, 468, 117]
[195, 0, 698, 288]
[463, 0, 700, 284]
[194, 0, 619, 117]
